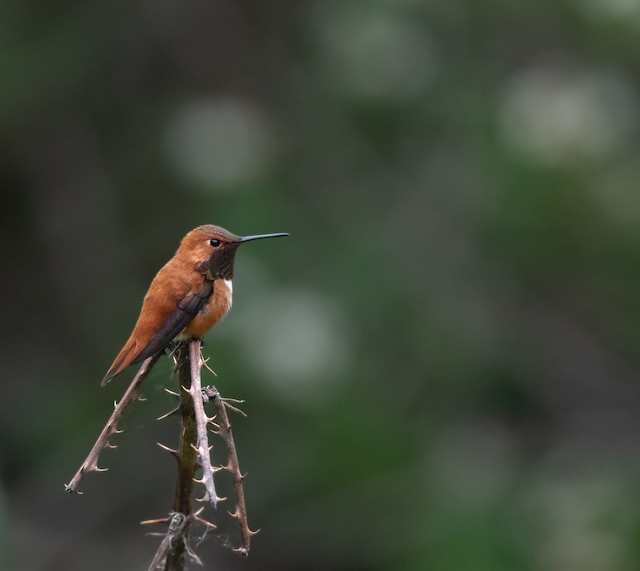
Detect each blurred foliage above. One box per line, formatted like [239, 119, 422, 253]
[3, 0, 640, 570]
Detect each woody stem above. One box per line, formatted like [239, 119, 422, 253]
[163, 340, 200, 571]
[65, 353, 161, 494]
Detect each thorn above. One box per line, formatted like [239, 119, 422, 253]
[157, 406, 180, 421]
[190, 443, 199, 453]
[233, 547, 250, 557]
[140, 517, 170, 526]
[194, 507, 205, 516]
[94, 466, 109, 473]
[228, 508, 241, 520]
[194, 516, 217, 529]
[157, 442, 179, 458]
[164, 388, 180, 397]
[213, 465, 226, 473]
[202, 358, 218, 377]
[195, 494, 208, 503]
[206, 415, 217, 424]
[114, 428, 124, 434]
[106, 441, 117, 449]
[137, 395, 147, 402]
[223, 402, 247, 417]
[193, 477, 204, 484]
[113, 400, 118, 409]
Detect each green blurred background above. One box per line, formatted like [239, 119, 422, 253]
[3, 0, 640, 569]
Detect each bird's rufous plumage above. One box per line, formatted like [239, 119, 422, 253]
[101, 224, 287, 385]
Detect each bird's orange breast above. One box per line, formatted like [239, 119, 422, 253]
[181, 279, 233, 339]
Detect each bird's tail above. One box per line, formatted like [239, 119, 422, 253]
[101, 338, 142, 386]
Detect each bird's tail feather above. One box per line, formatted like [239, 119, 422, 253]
[101, 341, 140, 386]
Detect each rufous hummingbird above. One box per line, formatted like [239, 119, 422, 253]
[101, 225, 288, 385]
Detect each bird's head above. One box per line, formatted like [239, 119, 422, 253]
[180, 225, 288, 280]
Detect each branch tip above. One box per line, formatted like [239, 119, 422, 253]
[64, 482, 83, 494]
[65, 354, 161, 499]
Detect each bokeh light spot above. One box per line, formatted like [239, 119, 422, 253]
[164, 98, 278, 189]
[500, 67, 637, 166]
[316, 4, 437, 102]
[237, 288, 351, 408]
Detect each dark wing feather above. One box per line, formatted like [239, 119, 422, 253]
[132, 280, 214, 363]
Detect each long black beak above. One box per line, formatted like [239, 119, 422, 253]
[240, 232, 289, 243]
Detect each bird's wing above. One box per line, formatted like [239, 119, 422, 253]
[132, 279, 214, 363]
[101, 278, 213, 385]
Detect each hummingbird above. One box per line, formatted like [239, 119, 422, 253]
[101, 225, 288, 385]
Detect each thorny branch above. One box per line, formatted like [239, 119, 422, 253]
[67, 338, 255, 569]
[204, 386, 259, 555]
[159, 341, 200, 571]
[65, 353, 161, 493]
[189, 341, 224, 508]
[148, 339, 254, 568]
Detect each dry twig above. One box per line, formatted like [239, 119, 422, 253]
[159, 341, 199, 570]
[65, 353, 161, 493]
[189, 341, 224, 507]
[206, 385, 258, 555]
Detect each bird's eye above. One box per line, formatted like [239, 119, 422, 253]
[209, 239, 221, 247]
